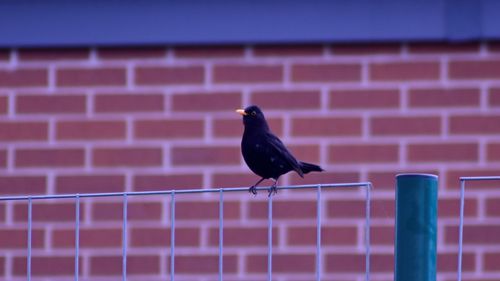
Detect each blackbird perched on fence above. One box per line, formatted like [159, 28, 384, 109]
[236, 105, 324, 196]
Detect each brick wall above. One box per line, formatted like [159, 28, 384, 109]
[0, 43, 500, 280]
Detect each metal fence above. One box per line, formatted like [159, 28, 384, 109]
[0, 182, 373, 281]
[457, 176, 500, 281]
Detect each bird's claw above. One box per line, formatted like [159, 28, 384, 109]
[268, 184, 278, 197]
[249, 186, 257, 195]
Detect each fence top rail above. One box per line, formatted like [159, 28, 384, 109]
[0, 182, 372, 201]
[460, 176, 500, 182]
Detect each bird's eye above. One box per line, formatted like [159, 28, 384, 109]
[251, 111, 257, 116]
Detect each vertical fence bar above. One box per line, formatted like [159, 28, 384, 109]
[27, 197, 32, 281]
[457, 179, 465, 281]
[316, 185, 322, 281]
[394, 174, 438, 281]
[170, 191, 176, 281]
[267, 194, 273, 281]
[122, 194, 128, 281]
[75, 194, 80, 281]
[365, 183, 372, 281]
[219, 189, 224, 281]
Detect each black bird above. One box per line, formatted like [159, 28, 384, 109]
[236, 105, 324, 196]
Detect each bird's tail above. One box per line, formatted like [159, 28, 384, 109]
[299, 161, 324, 174]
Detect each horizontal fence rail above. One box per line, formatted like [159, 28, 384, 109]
[457, 176, 500, 281]
[0, 182, 373, 281]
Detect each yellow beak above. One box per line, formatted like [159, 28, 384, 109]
[236, 109, 247, 116]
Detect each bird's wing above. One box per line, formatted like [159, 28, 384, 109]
[265, 133, 304, 177]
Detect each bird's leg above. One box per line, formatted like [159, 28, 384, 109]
[249, 177, 265, 195]
[268, 178, 279, 197]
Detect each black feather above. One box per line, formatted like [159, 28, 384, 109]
[238, 105, 324, 195]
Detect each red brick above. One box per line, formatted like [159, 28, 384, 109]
[408, 42, 480, 54]
[97, 47, 166, 60]
[489, 88, 500, 106]
[370, 62, 440, 81]
[449, 60, 500, 79]
[57, 120, 126, 140]
[15, 148, 85, 168]
[14, 202, 80, 222]
[407, 143, 478, 162]
[94, 93, 164, 113]
[450, 115, 500, 134]
[484, 253, 500, 271]
[285, 144, 320, 164]
[212, 172, 270, 188]
[371, 226, 394, 245]
[486, 198, 500, 217]
[331, 43, 401, 55]
[92, 147, 162, 167]
[249, 200, 316, 219]
[292, 63, 361, 82]
[135, 66, 204, 85]
[247, 254, 315, 273]
[53, 228, 121, 248]
[174, 45, 245, 58]
[253, 44, 323, 56]
[134, 119, 204, 139]
[0, 229, 45, 248]
[327, 199, 364, 218]
[176, 255, 237, 273]
[250, 90, 321, 109]
[56, 174, 125, 194]
[439, 198, 478, 218]
[446, 169, 500, 189]
[326, 253, 393, 273]
[0, 150, 6, 168]
[327, 199, 394, 219]
[134, 174, 203, 190]
[0, 121, 47, 141]
[291, 117, 362, 137]
[328, 144, 399, 163]
[213, 117, 283, 138]
[370, 116, 441, 136]
[487, 143, 500, 162]
[368, 170, 439, 190]
[92, 202, 162, 221]
[409, 88, 480, 108]
[0, 203, 5, 222]
[208, 227, 278, 246]
[0, 176, 46, 195]
[16, 94, 86, 114]
[131, 227, 200, 247]
[90, 255, 160, 275]
[330, 89, 400, 109]
[289, 171, 360, 185]
[287, 226, 357, 246]
[0, 95, 7, 114]
[57, 67, 126, 87]
[445, 225, 500, 245]
[13, 256, 75, 276]
[438, 253, 475, 272]
[172, 92, 241, 112]
[177, 201, 240, 220]
[18, 48, 90, 61]
[213, 64, 283, 83]
[171, 145, 240, 166]
[0, 68, 47, 88]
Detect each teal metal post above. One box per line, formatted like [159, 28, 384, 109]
[394, 174, 438, 281]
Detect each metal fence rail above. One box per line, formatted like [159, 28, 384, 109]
[457, 176, 500, 281]
[0, 182, 373, 281]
